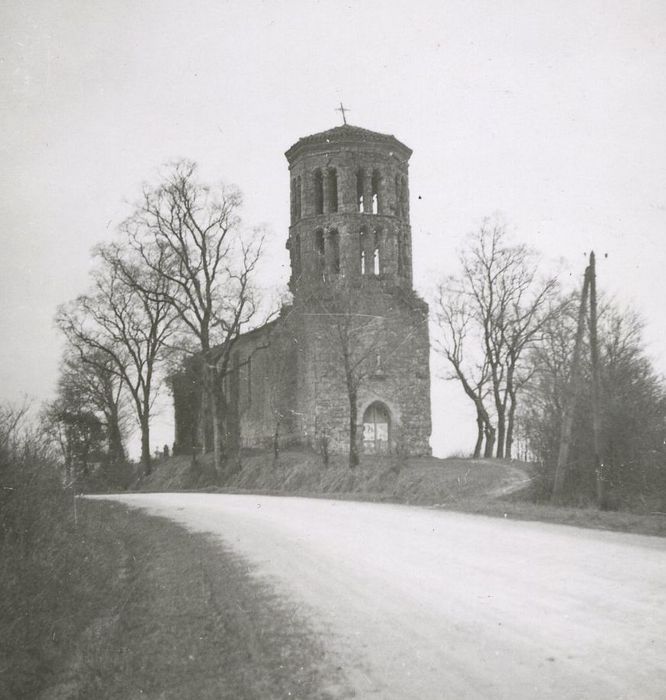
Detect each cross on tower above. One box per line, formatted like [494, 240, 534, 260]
[335, 102, 350, 125]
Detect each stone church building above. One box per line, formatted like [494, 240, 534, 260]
[173, 124, 432, 457]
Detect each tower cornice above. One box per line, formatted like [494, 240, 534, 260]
[285, 124, 412, 164]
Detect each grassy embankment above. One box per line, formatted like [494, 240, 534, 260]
[1, 452, 351, 698]
[38, 501, 352, 699]
[136, 447, 666, 538]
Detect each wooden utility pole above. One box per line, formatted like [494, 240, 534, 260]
[588, 252, 605, 508]
[552, 251, 606, 506]
[551, 259, 591, 503]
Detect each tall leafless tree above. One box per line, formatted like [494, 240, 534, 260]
[56, 244, 177, 474]
[123, 160, 264, 475]
[436, 219, 560, 459]
[433, 284, 494, 458]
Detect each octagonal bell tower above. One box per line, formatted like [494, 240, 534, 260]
[285, 125, 414, 293]
[284, 123, 431, 457]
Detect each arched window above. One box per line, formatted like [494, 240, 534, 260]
[371, 170, 381, 214]
[328, 168, 338, 213]
[328, 229, 340, 274]
[314, 169, 324, 215]
[315, 229, 325, 278]
[356, 168, 365, 213]
[363, 402, 391, 454]
[295, 176, 302, 220]
[360, 227, 369, 274]
[290, 178, 296, 223]
[373, 229, 381, 275]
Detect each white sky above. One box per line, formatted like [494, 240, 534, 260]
[2, 0, 665, 458]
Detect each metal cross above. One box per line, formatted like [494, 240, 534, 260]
[336, 102, 350, 125]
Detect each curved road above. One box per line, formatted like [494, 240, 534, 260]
[90, 493, 666, 699]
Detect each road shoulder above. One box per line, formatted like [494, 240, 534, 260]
[41, 500, 352, 700]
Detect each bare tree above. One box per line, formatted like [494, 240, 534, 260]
[434, 283, 494, 458]
[124, 160, 264, 475]
[0, 400, 32, 456]
[58, 348, 129, 465]
[56, 244, 177, 474]
[454, 219, 560, 458]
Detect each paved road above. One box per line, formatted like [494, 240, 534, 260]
[90, 493, 666, 699]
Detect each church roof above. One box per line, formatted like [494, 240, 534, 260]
[285, 124, 412, 163]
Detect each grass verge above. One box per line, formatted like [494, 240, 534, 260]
[40, 500, 352, 700]
[435, 494, 666, 538]
[1, 460, 126, 699]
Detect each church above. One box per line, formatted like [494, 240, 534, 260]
[173, 123, 432, 457]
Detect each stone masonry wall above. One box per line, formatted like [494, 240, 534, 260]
[295, 281, 431, 456]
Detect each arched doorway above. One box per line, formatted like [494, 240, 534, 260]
[362, 402, 391, 454]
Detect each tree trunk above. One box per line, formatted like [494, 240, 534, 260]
[140, 415, 151, 475]
[349, 389, 359, 468]
[64, 428, 73, 483]
[495, 412, 506, 459]
[211, 382, 222, 475]
[483, 425, 496, 458]
[505, 389, 517, 460]
[201, 361, 222, 475]
[473, 413, 484, 458]
[447, 360, 493, 462]
[201, 380, 213, 454]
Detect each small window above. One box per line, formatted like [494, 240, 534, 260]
[314, 170, 324, 215]
[356, 168, 365, 213]
[328, 230, 340, 274]
[371, 170, 381, 214]
[315, 229, 325, 278]
[360, 227, 369, 275]
[373, 229, 381, 275]
[328, 169, 338, 213]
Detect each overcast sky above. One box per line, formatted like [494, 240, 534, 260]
[2, 0, 665, 457]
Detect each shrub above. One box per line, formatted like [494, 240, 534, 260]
[0, 403, 121, 697]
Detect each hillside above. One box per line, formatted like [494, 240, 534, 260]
[129, 449, 666, 537]
[135, 448, 530, 506]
